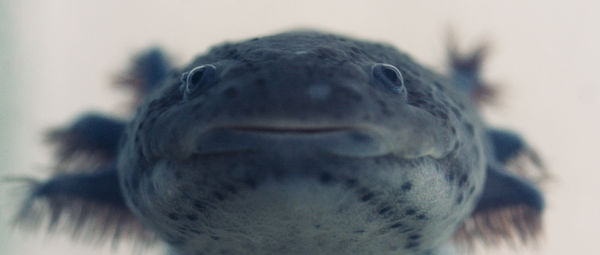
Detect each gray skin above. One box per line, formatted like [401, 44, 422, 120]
[117, 31, 487, 255]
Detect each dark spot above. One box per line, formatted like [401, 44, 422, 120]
[465, 123, 474, 136]
[361, 192, 374, 202]
[456, 194, 464, 204]
[177, 227, 189, 235]
[389, 222, 403, 229]
[345, 178, 357, 187]
[405, 209, 416, 215]
[223, 88, 238, 99]
[378, 206, 392, 215]
[168, 213, 179, 221]
[224, 184, 237, 194]
[316, 48, 332, 60]
[413, 99, 427, 106]
[416, 214, 427, 220]
[399, 228, 415, 233]
[225, 49, 241, 60]
[458, 174, 468, 187]
[315, 224, 321, 229]
[186, 214, 198, 221]
[405, 242, 419, 249]
[408, 234, 421, 240]
[193, 200, 206, 211]
[452, 142, 460, 152]
[148, 116, 157, 126]
[319, 172, 334, 184]
[351, 132, 372, 143]
[210, 236, 220, 240]
[212, 192, 225, 201]
[438, 111, 448, 120]
[401, 182, 412, 191]
[446, 172, 456, 182]
[451, 106, 462, 118]
[451, 127, 457, 135]
[469, 186, 476, 195]
[372, 158, 382, 166]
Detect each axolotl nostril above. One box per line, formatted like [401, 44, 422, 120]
[16, 31, 544, 255]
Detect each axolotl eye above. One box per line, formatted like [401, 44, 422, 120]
[180, 64, 217, 99]
[371, 63, 407, 99]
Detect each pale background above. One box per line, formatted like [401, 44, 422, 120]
[1, 0, 598, 254]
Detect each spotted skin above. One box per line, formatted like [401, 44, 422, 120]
[17, 31, 544, 255]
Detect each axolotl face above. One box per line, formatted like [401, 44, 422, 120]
[118, 32, 487, 255]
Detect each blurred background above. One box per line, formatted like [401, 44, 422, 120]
[1, 0, 598, 254]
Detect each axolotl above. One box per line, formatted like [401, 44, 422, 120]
[17, 31, 544, 255]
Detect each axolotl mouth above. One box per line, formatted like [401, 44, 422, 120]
[116, 32, 487, 255]
[194, 126, 388, 157]
[191, 123, 452, 159]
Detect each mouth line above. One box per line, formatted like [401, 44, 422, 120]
[190, 125, 392, 158]
[221, 126, 354, 134]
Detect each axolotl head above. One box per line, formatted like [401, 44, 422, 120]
[116, 32, 539, 255]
